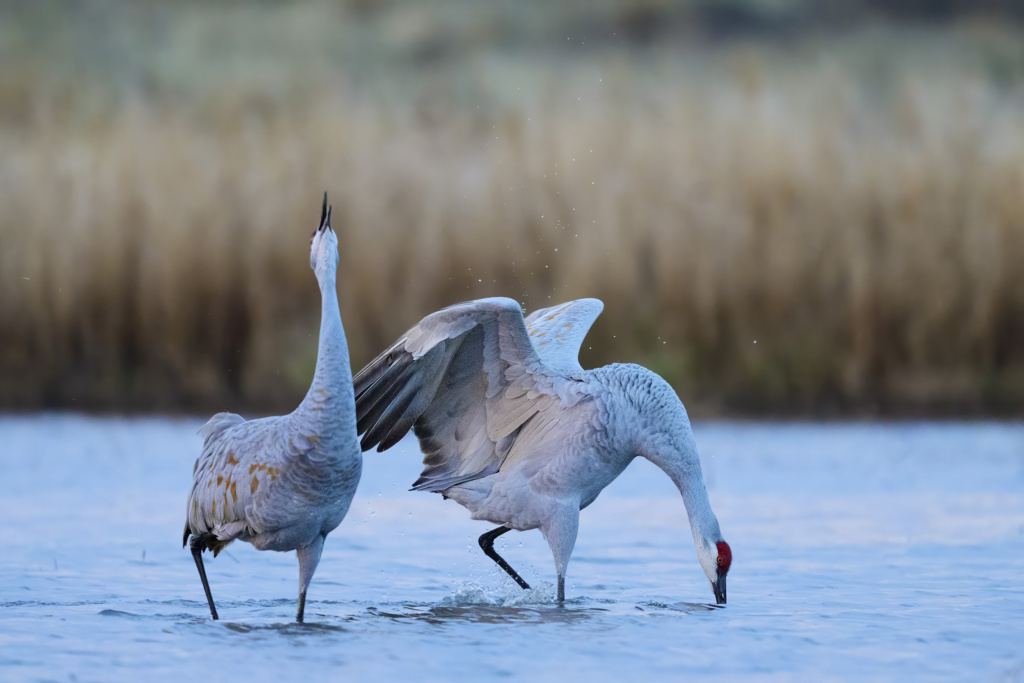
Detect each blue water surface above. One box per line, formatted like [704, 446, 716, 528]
[1, 415, 1022, 681]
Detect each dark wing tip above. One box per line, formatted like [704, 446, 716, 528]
[320, 192, 328, 226]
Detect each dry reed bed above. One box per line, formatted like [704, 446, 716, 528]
[2, 71, 1023, 414]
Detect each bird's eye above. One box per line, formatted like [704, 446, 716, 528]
[717, 556, 724, 565]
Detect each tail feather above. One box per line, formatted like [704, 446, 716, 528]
[185, 530, 232, 557]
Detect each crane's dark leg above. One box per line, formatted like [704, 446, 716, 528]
[478, 526, 530, 590]
[295, 534, 325, 623]
[557, 575, 565, 603]
[189, 538, 219, 620]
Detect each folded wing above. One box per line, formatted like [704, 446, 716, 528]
[186, 414, 317, 546]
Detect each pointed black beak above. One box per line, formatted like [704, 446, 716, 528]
[712, 575, 726, 604]
[314, 192, 333, 236]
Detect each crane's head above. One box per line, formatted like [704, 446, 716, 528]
[310, 192, 338, 281]
[696, 538, 731, 604]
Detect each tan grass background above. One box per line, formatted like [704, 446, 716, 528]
[2, 4, 1023, 415]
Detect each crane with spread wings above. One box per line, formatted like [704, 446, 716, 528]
[354, 297, 731, 604]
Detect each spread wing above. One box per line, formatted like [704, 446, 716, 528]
[353, 297, 593, 492]
[524, 298, 604, 374]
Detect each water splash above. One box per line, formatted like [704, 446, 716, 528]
[437, 580, 557, 607]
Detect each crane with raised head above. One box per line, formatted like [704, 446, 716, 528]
[183, 194, 361, 622]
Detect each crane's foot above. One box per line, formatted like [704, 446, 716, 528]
[557, 575, 565, 604]
[479, 526, 531, 590]
[297, 591, 306, 623]
[189, 538, 219, 620]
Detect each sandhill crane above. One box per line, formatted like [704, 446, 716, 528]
[183, 194, 361, 622]
[353, 297, 731, 604]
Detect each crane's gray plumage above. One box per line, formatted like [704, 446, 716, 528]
[183, 194, 361, 622]
[521, 298, 604, 374]
[354, 297, 731, 604]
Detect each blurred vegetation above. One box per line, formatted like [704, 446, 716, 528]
[2, 0, 1024, 416]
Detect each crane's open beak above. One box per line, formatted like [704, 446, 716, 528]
[313, 192, 331, 237]
[712, 575, 726, 604]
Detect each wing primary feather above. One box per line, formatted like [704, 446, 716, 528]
[353, 342, 406, 399]
[410, 462, 500, 492]
[355, 356, 415, 425]
[368, 340, 461, 451]
[357, 367, 416, 437]
[377, 415, 415, 452]
[356, 376, 407, 430]
[365, 383, 419, 452]
[376, 378, 440, 451]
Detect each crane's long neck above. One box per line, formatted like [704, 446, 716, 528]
[296, 270, 356, 435]
[644, 419, 722, 546]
